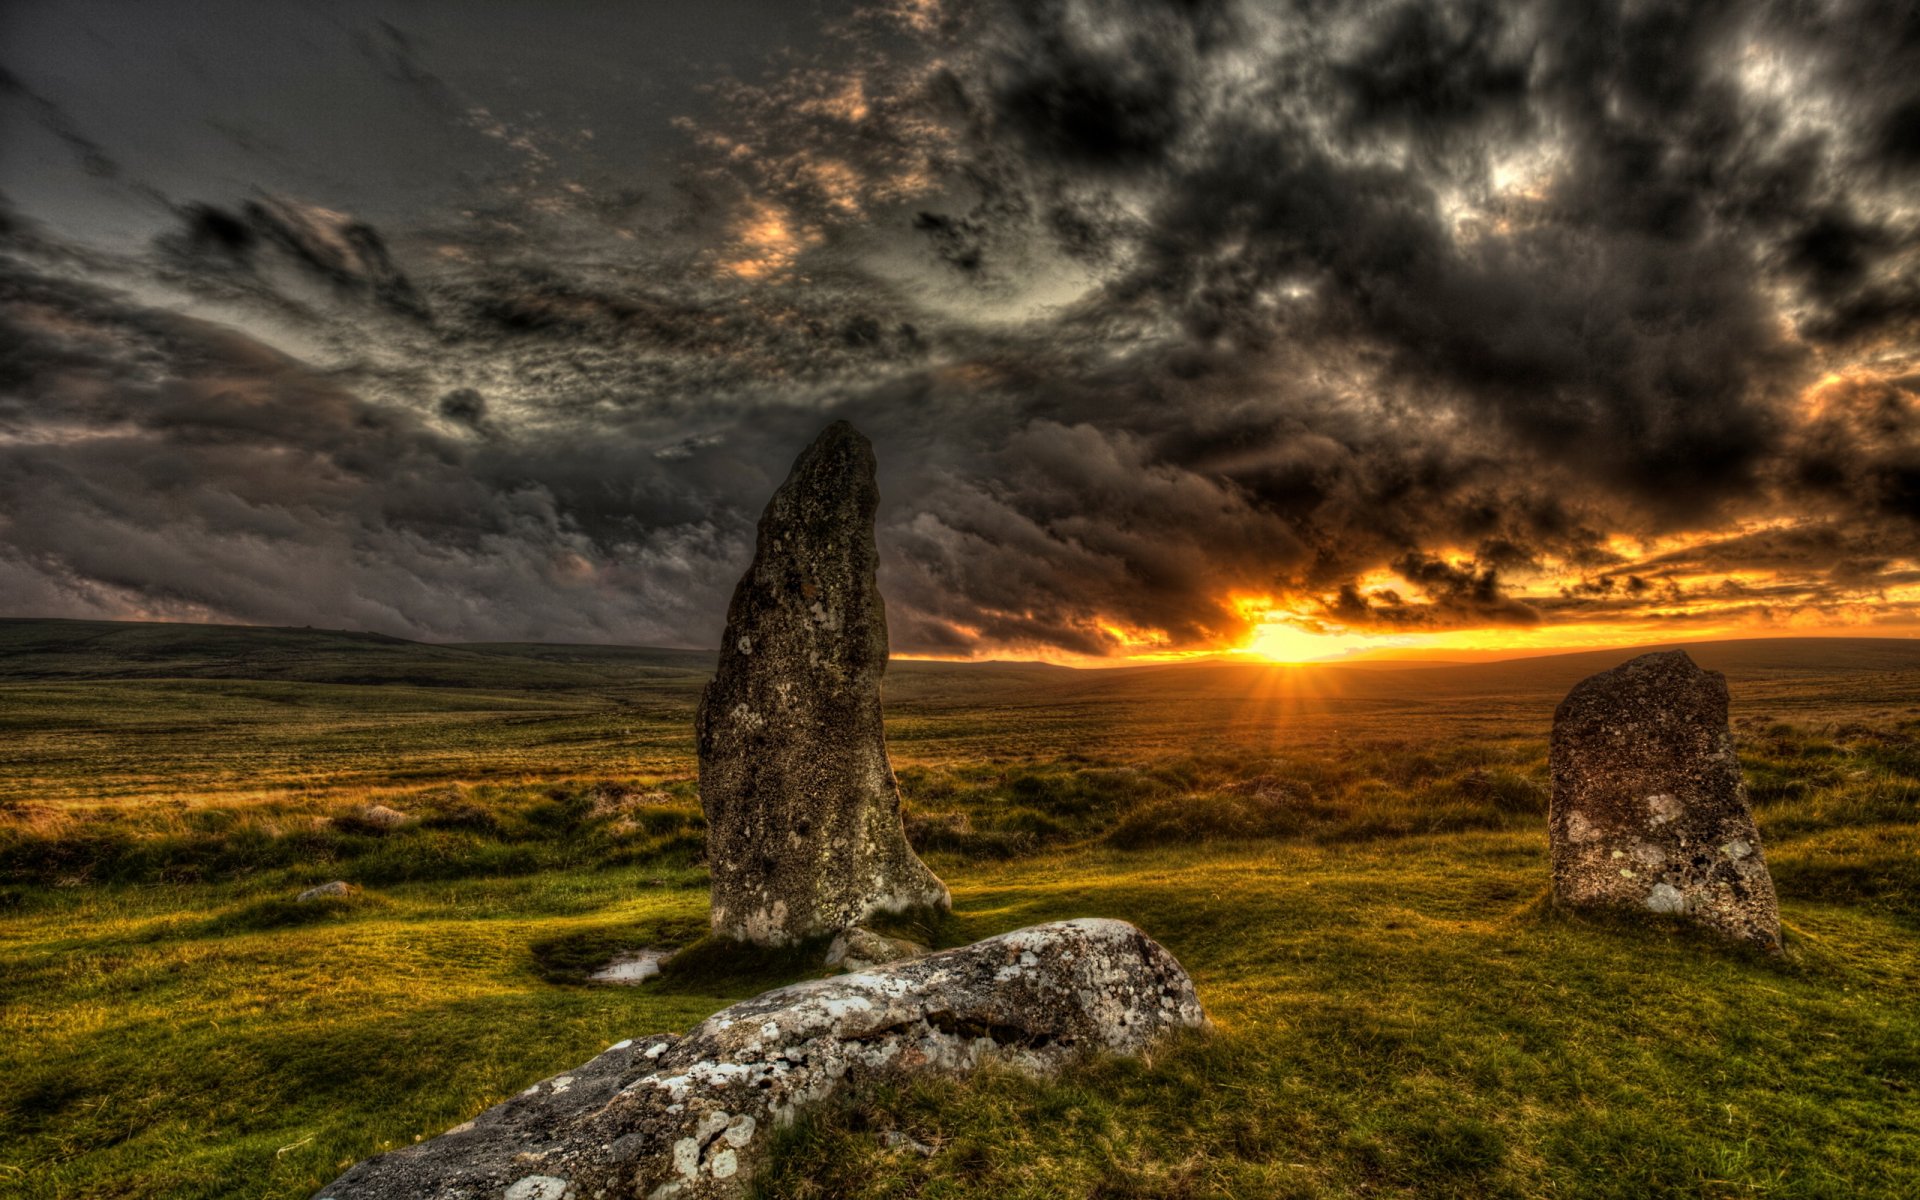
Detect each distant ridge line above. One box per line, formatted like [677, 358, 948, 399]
[1, 617, 1915, 681]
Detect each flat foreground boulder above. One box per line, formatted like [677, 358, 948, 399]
[1550, 650, 1782, 949]
[696, 421, 947, 945]
[316, 919, 1207, 1200]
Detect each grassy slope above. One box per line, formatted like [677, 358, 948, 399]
[2, 620, 1918, 1198]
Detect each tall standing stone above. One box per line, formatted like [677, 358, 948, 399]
[1549, 650, 1782, 949]
[696, 421, 949, 945]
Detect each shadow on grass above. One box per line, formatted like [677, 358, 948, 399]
[861, 903, 960, 950]
[529, 914, 709, 985]
[193, 890, 393, 937]
[1514, 894, 1801, 969]
[1772, 853, 1920, 923]
[650, 933, 841, 996]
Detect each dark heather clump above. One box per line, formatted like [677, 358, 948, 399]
[1549, 650, 1782, 950]
[313, 919, 1208, 1200]
[696, 421, 948, 945]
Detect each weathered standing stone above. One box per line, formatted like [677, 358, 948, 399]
[696, 421, 948, 945]
[1550, 650, 1782, 949]
[314, 919, 1209, 1200]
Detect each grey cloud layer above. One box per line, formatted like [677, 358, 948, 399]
[2, 0, 1918, 653]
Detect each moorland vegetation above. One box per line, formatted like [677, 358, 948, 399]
[2, 620, 1917, 1198]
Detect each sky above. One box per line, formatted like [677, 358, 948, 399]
[1, 0, 1917, 663]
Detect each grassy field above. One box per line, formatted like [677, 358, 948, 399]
[2, 620, 1918, 1198]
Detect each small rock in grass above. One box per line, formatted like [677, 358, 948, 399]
[357, 804, 410, 831]
[589, 949, 672, 985]
[824, 927, 925, 971]
[879, 1130, 936, 1157]
[296, 881, 355, 903]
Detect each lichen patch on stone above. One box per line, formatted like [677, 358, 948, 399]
[503, 1176, 570, 1200]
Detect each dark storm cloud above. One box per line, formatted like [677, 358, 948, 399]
[1115, 133, 1791, 513]
[162, 195, 429, 318]
[1069, 0, 1868, 520]
[1335, 0, 1533, 156]
[437, 387, 488, 429]
[980, 0, 1233, 171]
[859, 0, 1919, 644]
[0, 256, 747, 643]
[1328, 554, 1542, 631]
[881, 416, 1310, 655]
[1786, 373, 1920, 523]
[3, 0, 1920, 654]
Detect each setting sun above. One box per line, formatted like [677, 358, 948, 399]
[1239, 618, 1351, 662]
[1232, 605, 1407, 663]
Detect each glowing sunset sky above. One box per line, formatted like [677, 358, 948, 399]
[1, 1, 1917, 662]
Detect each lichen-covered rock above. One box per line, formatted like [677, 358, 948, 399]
[696, 421, 947, 945]
[315, 919, 1207, 1200]
[1550, 650, 1782, 949]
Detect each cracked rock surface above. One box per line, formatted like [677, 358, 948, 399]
[314, 918, 1207, 1200]
[1549, 650, 1782, 949]
[696, 420, 948, 945]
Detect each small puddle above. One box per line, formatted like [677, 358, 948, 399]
[589, 949, 671, 984]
